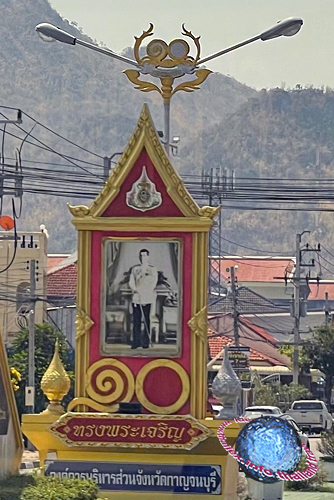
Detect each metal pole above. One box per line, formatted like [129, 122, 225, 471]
[28, 259, 36, 413]
[293, 234, 301, 384]
[164, 100, 170, 157]
[325, 291, 330, 327]
[103, 156, 111, 182]
[230, 266, 239, 347]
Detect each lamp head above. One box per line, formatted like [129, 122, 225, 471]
[35, 23, 76, 45]
[260, 17, 303, 41]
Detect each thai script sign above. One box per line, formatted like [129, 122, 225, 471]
[228, 347, 250, 371]
[50, 413, 212, 450]
[45, 461, 222, 494]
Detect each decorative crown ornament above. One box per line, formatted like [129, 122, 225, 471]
[126, 166, 162, 211]
[212, 347, 241, 420]
[123, 24, 212, 103]
[41, 340, 70, 415]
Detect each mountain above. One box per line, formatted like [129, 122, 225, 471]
[1, 0, 334, 267]
[0, 0, 255, 252]
[179, 87, 334, 258]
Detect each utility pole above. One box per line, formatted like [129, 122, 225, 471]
[103, 156, 111, 182]
[293, 234, 301, 385]
[230, 266, 239, 347]
[27, 259, 36, 413]
[325, 291, 331, 327]
[103, 153, 123, 182]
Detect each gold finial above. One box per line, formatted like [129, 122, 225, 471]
[41, 340, 70, 415]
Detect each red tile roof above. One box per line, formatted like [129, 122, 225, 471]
[309, 283, 334, 300]
[208, 313, 290, 367]
[239, 317, 277, 344]
[47, 263, 77, 296]
[212, 258, 294, 282]
[208, 335, 270, 362]
[47, 255, 70, 272]
[46, 255, 65, 272]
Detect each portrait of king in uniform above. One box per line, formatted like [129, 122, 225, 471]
[129, 249, 158, 349]
[102, 240, 181, 357]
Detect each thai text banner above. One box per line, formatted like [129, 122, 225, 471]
[45, 460, 222, 494]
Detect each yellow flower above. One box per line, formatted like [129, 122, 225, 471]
[10, 367, 21, 391]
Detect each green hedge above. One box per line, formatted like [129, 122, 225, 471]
[0, 475, 105, 500]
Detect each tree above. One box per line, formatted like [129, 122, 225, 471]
[253, 381, 311, 411]
[7, 323, 74, 416]
[302, 325, 334, 405]
[278, 345, 311, 374]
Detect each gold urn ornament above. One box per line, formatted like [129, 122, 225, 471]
[41, 341, 70, 415]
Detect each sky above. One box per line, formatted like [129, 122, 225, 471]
[48, 0, 334, 90]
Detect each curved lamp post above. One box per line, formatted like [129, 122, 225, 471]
[36, 18, 303, 156]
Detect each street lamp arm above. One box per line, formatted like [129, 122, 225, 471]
[198, 17, 303, 66]
[198, 35, 260, 65]
[35, 23, 138, 67]
[76, 39, 139, 67]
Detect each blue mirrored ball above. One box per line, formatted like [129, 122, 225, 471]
[235, 416, 302, 483]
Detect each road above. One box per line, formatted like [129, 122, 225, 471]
[309, 435, 323, 462]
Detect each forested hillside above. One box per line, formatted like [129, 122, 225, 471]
[1, 0, 334, 259]
[0, 0, 256, 251]
[179, 87, 334, 256]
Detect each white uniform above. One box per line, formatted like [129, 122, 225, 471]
[129, 264, 158, 305]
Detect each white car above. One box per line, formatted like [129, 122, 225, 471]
[242, 406, 283, 419]
[286, 400, 333, 433]
[279, 414, 311, 449]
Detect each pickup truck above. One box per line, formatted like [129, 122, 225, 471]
[286, 400, 333, 433]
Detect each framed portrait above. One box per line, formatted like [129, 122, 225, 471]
[101, 238, 182, 357]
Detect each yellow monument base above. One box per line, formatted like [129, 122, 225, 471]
[22, 414, 241, 500]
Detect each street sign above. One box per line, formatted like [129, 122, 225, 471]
[228, 347, 250, 372]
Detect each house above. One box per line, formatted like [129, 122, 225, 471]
[212, 256, 295, 301]
[46, 252, 77, 347]
[0, 229, 48, 345]
[211, 256, 334, 342]
[208, 313, 291, 377]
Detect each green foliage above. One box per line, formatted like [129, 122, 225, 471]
[318, 429, 334, 458]
[285, 455, 327, 491]
[253, 381, 311, 411]
[0, 475, 34, 500]
[7, 323, 74, 415]
[278, 345, 311, 373]
[21, 477, 98, 500]
[302, 325, 334, 404]
[0, 475, 99, 500]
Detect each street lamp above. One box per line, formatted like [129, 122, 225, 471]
[36, 17, 303, 156]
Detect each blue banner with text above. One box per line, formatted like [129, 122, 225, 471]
[45, 460, 222, 494]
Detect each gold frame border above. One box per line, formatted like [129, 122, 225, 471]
[135, 359, 190, 414]
[189, 233, 209, 419]
[72, 217, 214, 232]
[75, 230, 92, 401]
[0, 331, 23, 472]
